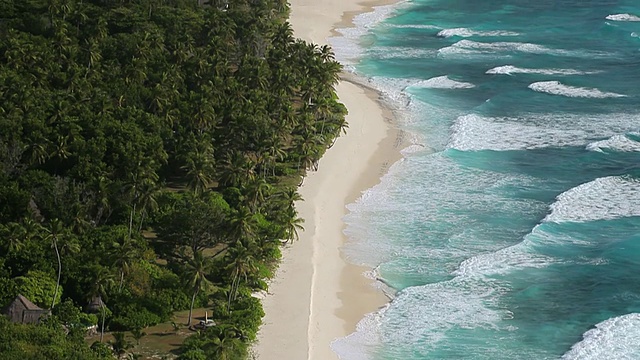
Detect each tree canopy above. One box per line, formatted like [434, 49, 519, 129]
[0, 0, 346, 358]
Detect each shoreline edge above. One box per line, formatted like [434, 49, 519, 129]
[254, 0, 405, 359]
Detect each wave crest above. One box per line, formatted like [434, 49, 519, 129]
[545, 176, 640, 223]
[562, 313, 640, 359]
[438, 40, 552, 56]
[606, 13, 640, 22]
[437, 28, 520, 38]
[586, 134, 640, 152]
[486, 65, 593, 76]
[528, 81, 626, 98]
[437, 40, 606, 58]
[408, 76, 475, 89]
[447, 114, 588, 151]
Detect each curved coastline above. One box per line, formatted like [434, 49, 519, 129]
[253, 0, 405, 359]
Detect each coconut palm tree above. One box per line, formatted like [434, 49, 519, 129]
[224, 244, 258, 310]
[202, 325, 244, 360]
[183, 250, 215, 327]
[88, 265, 115, 343]
[228, 207, 257, 246]
[41, 219, 71, 310]
[135, 180, 159, 232]
[1, 222, 27, 253]
[281, 207, 304, 244]
[182, 143, 215, 195]
[110, 235, 140, 292]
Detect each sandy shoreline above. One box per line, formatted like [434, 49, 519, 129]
[254, 1, 405, 359]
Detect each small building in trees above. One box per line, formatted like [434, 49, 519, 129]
[2, 294, 50, 324]
[85, 295, 104, 313]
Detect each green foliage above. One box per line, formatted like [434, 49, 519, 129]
[0, 316, 110, 360]
[0, 0, 346, 358]
[13, 270, 60, 308]
[109, 331, 132, 357]
[110, 304, 161, 331]
[0, 277, 18, 308]
[177, 349, 207, 360]
[130, 327, 146, 345]
[90, 341, 113, 359]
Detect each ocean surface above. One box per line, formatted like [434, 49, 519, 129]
[329, 1, 640, 359]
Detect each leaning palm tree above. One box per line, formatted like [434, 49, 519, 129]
[135, 181, 159, 232]
[41, 219, 66, 310]
[183, 250, 215, 326]
[224, 244, 258, 310]
[281, 208, 305, 244]
[88, 265, 115, 343]
[110, 236, 140, 292]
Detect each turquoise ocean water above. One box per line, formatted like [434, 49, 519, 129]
[329, 1, 640, 359]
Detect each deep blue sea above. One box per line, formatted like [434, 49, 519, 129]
[330, 1, 640, 359]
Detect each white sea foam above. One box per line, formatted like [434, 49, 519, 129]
[528, 81, 627, 98]
[332, 304, 389, 360]
[389, 24, 441, 30]
[367, 46, 438, 60]
[455, 240, 557, 277]
[586, 134, 640, 152]
[438, 40, 552, 56]
[562, 313, 640, 359]
[606, 13, 640, 22]
[545, 176, 640, 223]
[448, 114, 588, 151]
[437, 28, 520, 38]
[329, 2, 410, 64]
[448, 113, 640, 151]
[486, 65, 594, 76]
[438, 40, 609, 59]
[376, 279, 511, 354]
[408, 75, 475, 89]
[366, 76, 415, 110]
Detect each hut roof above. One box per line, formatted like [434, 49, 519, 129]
[2, 294, 48, 324]
[86, 295, 104, 313]
[9, 295, 43, 311]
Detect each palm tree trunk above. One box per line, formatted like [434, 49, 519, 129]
[100, 304, 106, 342]
[51, 238, 61, 310]
[188, 287, 199, 326]
[137, 209, 146, 233]
[128, 203, 136, 239]
[118, 270, 124, 292]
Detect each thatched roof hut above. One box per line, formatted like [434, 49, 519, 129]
[2, 295, 49, 324]
[85, 295, 105, 313]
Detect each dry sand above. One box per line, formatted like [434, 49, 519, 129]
[254, 1, 405, 359]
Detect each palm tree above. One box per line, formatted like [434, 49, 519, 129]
[130, 328, 146, 345]
[135, 181, 159, 232]
[243, 178, 272, 213]
[183, 250, 214, 327]
[110, 331, 132, 357]
[89, 265, 115, 343]
[1, 222, 27, 253]
[203, 325, 244, 360]
[281, 208, 304, 244]
[182, 143, 215, 195]
[224, 244, 258, 310]
[123, 169, 159, 239]
[110, 236, 140, 292]
[228, 207, 257, 246]
[42, 219, 65, 310]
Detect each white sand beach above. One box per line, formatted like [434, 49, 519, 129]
[254, 1, 404, 359]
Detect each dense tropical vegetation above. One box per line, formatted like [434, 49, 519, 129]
[0, 0, 347, 358]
